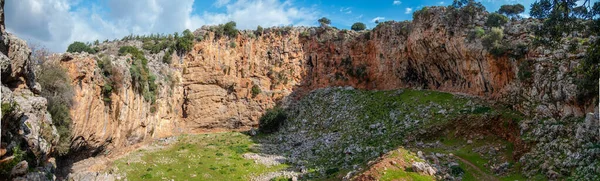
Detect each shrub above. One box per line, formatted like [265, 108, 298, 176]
[450, 165, 465, 176]
[568, 39, 579, 53]
[66, 41, 96, 54]
[251, 84, 261, 98]
[351, 22, 366, 31]
[175, 29, 194, 55]
[518, 60, 533, 82]
[466, 26, 485, 42]
[1, 102, 17, 118]
[258, 107, 287, 133]
[482, 27, 505, 57]
[163, 49, 173, 64]
[300, 31, 310, 38]
[575, 38, 599, 103]
[485, 13, 508, 27]
[509, 43, 528, 59]
[256, 25, 264, 36]
[230, 41, 237, 48]
[36, 62, 74, 155]
[122, 46, 158, 105]
[102, 82, 113, 103]
[0, 146, 25, 176]
[224, 21, 238, 38]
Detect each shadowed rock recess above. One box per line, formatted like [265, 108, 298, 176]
[0, 1, 598, 181]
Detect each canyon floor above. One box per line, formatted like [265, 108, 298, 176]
[73, 88, 535, 181]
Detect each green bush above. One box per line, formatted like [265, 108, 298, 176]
[121, 46, 158, 105]
[575, 38, 599, 103]
[518, 60, 533, 82]
[482, 27, 505, 57]
[163, 49, 173, 64]
[37, 62, 74, 155]
[102, 82, 113, 103]
[258, 107, 287, 133]
[66, 41, 96, 54]
[351, 22, 366, 31]
[466, 26, 485, 42]
[1, 102, 17, 118]
[256, 25, 264, 36]
[450, 165, 465, 176]
[485, 13, 508, 27]
[224, 21, 238, 38]
[251, 84, 261, 98]
[0, 146, 25, 176]
[175, 29, 195, 55]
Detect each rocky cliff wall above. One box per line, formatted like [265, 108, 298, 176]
[61, 6, 596, 157]
[1, 0, 60, 179]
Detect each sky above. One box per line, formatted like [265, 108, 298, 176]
[2, 0, 576, 52]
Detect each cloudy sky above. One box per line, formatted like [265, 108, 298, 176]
[5, 0, 544, 52]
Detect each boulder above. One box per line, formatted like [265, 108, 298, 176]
[10, 160, 28, 177]
[412, 162, 437, 176]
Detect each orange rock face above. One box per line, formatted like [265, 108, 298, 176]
[60, 7, 594, 154]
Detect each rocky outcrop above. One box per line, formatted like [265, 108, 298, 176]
[1, 0, 59, 179]
[50, 52, 183, 156]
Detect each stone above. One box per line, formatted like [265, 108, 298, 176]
[412, 162, 437, 176]
[467, 140, 473, 144]
[10, 160, 28, 177]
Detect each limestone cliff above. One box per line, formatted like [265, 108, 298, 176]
[1, 0, 59, 179]
[60, 5, 596, 170]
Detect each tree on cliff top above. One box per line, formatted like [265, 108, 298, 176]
[530, 0, 599, 43]
[66, 41, 96, 54]
[485, 13, 509, 27]
[498, 4, 525, 18]
[318, 17, 331, 27]
[351, 22, 367, 31]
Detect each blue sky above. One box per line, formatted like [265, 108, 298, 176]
[3, 0, 574, 52]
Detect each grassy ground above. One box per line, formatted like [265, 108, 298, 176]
[111, 132, 288, 181]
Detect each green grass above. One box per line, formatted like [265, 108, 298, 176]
[380, 168, 435, 181]
[112, 132, 288, 180]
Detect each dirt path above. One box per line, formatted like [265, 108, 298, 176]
[454, 156, 499, 181]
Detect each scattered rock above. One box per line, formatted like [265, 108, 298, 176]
[412, 162, 437, 176]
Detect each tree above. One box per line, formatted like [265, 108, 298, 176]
[224, 21, 238, 38]
[256, 25, 264, 36]
[351, 22, 366, 31]
[498, 4, 525, 17]
[452, 0, 470, 8]
[66, 41, 96, 54]
[530, 0, 599, 43]
[485, 13, 509, 27]
[318, 17, 331, 27]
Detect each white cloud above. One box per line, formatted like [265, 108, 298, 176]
[5, 0, 318, 52]
[393, 1, 401, 5]
[439, 1, 445, 5]
[405, 8, 413, 14]
[340, 7, 352, 14]
[371, 17, 385, 23]
[214, 0, 231, 7]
